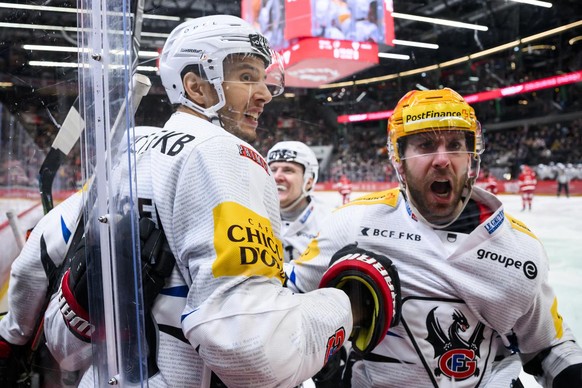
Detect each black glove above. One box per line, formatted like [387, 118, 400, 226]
[0, 334, 30, 386]
[135, 217, 175, 309]
[58, 214, 175, 342]
[319, 243, 401, 356]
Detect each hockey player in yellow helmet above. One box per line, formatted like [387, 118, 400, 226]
[285, 87, 582, 387]
[388, 87, 483, 228]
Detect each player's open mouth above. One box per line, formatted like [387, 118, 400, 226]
[431, 180, 451, 197]
[276, 184, 287, 192]
[244, 112, 259, 122]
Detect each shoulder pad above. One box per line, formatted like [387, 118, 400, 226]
[341, 188, 400, 208]
[505, 213, 538, 240]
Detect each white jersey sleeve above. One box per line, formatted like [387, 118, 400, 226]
[0, 191, 83, 345]
[44, 290, 92, 373]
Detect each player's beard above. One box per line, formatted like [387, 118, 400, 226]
[404, 163, 468, 225]
[217, 104, 258, 143]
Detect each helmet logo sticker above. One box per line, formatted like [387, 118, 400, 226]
[267, 148, 298, 163]
[249, 34, 272, 62]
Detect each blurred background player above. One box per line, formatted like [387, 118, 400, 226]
[267, 140, 348, 387]
[518, 164, 537, 211]
[480, 167, 498, 195]
[337, 174, 352, 205]
[267, 141, 331, 263]
[285, 88, 582, 387]
[556, 163, 571, 198]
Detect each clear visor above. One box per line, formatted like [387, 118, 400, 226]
[265, 50, 285, 97]
[221, 50, 284, 98]
[399, 130, 483, 161]
[399, 130, 481, 180]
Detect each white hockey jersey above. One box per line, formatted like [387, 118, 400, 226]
[44, 112, 352, 388]
[280, 196, 332, 262]
[286, 186, 582, 387]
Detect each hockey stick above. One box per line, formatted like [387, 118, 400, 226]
[38, 102, 84, 214]
[37, 73, 150, 216]
[39, 0, 147, 216]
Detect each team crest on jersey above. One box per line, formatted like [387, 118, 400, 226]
[426, 307, 485, 380]
[402, 298, 493, 386]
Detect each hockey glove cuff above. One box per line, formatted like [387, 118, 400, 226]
[57, 237, 92, 342]
[319, 243, 401, 356]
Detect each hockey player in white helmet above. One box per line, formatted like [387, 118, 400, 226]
[286, 88, 582, 387]
[44, 15, 401, 387]
[268, 141, 348, 387]
[267, 141, 331, 262]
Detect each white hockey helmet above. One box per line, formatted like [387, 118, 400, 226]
[267, 141, 319, 194]
[159, 15, 284, 120]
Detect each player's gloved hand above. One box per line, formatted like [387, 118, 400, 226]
[319, 243, 401, 356]
[57, 236, 92, 342]
[58, 214, 175, 342]
[134, 217, 175, 310]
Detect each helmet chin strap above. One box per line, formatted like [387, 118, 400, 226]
[280, 180, 312, 213]
[280, 192, 308, 213]
[179, 77, 226, 124]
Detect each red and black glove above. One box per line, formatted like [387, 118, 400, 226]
[319, 243, 401, 356]
[57, 215, 175, 342]
[57, 237, 92, 342]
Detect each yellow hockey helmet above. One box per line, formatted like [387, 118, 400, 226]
[387, 88, 482, 163]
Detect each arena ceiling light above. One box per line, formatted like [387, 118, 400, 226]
[509, 0, 553, 8]
[392, 39, 439, 49]
[0, 2, 180, 20]
[0, 22, 78, 32]
[378, 53, 410, 60]
[392, 12, 489, 31]
[1, 21, 170, 39]
[28, 60, 158, 73]
[322, 19, 582, 89]
[22, 44, 160, 58]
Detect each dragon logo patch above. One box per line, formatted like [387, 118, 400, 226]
[425, 307, 485, 380]
[401, 298, 494, 387]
